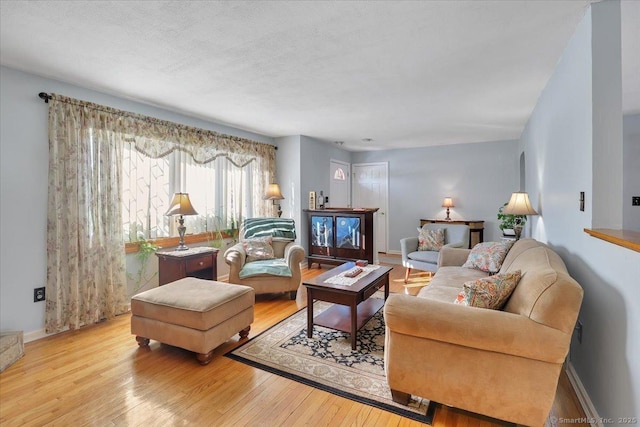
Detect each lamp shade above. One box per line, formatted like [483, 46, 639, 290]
[442, 197, 455, 208]
[503, 192, 538, 216]
[165, 193, 198, 216]
[264, 183, 284, 200]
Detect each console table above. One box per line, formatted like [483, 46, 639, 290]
[156, 246, 218, 285]
[420, 219, 484, 249]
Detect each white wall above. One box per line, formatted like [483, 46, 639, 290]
[352, 141, 520, 252]
[275, 135, 303, 241]
[623, 114, 640, 231]
[521, 1, 640, 419]
[298, 136, 352, 251]
[0, 66, 274, 336]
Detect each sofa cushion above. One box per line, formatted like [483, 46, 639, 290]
[454, 270, 522, 309]
[418, 227, 445, 251]
[243, 236, 275, 263]
[239, 258, 292, 279]
[462, 240, 514, 273]
[418, 266, 488, 302]
[407, 250, 440, 264]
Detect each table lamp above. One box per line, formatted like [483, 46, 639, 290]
[502, 192, 538, 240]
[264, 183, 284, 217]
[165, 193, 198, 250]
[442, 197, 455, 221]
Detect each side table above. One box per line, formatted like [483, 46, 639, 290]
[156, 247, 218, 286]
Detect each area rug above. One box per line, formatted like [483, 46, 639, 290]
[225, 298, 434, 424]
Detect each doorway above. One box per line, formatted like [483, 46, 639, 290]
[352, 162, 389, 256]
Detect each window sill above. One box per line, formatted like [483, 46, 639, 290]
[584, 228, 640, 253]
[125, 232, 235, 254]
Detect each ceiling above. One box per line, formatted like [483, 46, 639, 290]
[1, 1, 638, 151]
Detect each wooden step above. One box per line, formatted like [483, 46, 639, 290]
[0, 331, 24, 372]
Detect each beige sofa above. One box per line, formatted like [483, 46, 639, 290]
[383, 239, 583, 426]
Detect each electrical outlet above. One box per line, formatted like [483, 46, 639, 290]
[633, 196, 640, 206]
[575, 320, 583, 344]
[34, 287, 45, 302]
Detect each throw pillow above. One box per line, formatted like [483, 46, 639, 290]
[462, 240, 514, 273]
[418, 228, 445, 251]
[243, 236, 275, 263]
[454, 270, 522, 309]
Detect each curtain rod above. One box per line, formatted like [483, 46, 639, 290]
[39, 92, 52, 103]
[36, 91, 276, 149]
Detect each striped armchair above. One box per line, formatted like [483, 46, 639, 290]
[224, 218, 305, 299]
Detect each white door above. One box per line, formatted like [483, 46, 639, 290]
[329, 160, 351, 208]
[352, 162, 389, 257]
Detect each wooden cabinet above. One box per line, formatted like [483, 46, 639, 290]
[304, 208, 378, 267]
[156, 247, 218, 285]
[419, 219, 485, 249]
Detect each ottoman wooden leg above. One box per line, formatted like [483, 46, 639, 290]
[196, 350, 214, 365]
[239, 326, 250, 339]
[136, 336, 150, 347]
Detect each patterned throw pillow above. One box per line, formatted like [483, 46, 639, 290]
[243, 236, 275, 263]
[418, 228, 445, 251]
[462, 240, 514, 273]
[454, 270, 522, 309]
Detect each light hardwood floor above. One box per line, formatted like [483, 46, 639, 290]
[0, 262, 587, 426]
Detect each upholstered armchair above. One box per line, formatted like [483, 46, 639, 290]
[224, 218, 305, 299]
[400, 223, 469, 283]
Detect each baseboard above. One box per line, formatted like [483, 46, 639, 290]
[24, 327, 66, 343]
[384, 250, 401, 255]
[566, 362, 601, 427]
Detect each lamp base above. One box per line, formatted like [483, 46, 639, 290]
[444, 207, 451, 221]
[514, 225, 523, 241]
[175, 216, 189, 251]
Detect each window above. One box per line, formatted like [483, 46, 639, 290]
[333, 167, 346, 181]
[122, 143, 253, 243]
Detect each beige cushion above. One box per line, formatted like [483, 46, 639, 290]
[131, 278, 254, 331]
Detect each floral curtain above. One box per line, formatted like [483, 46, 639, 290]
[45, 94, 276, 332]
[46, 96, 128, 333]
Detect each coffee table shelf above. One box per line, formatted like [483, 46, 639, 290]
[303, 262, 392, 349]
[313, 298, 384, 334]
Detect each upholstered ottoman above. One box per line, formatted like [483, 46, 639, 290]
[131, 277, 254, 365]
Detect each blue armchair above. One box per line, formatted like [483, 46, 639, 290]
[400, 223, 470, 283]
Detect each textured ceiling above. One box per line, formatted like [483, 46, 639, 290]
[1, 1, 638, 151]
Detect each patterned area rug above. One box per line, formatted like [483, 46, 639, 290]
[225, 298, 434, 424]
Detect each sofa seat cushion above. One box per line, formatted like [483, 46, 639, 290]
[131, 278, 254, 331]
[418, 266, 488, 303]
[239, 258, 292, 279]
[407, 250, 439, 264]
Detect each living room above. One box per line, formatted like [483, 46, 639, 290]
[1, 1, 639, 425]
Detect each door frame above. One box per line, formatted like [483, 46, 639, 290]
[352, 162, 389, 254]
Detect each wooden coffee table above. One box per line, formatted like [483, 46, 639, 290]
[303, 262, 392, 350]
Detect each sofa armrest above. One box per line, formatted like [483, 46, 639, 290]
[384, 294, 569, 364]
[437, 246, 470, 267]
[224, 242, 247, 274]
[284, 242, 305, 268]
[400, 237, 419, 259]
